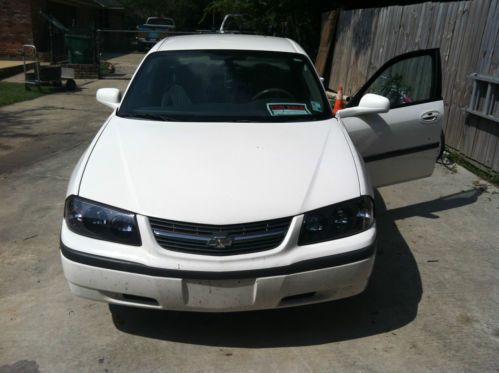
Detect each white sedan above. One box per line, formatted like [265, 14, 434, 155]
[60, 34, 443, 312]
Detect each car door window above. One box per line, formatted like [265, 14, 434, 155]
[365, 55, 433, 107]
[348, 50, 441, 109]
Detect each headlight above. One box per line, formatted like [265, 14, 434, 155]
[64, 196, 141, 246]
[298, 196, 374, 245]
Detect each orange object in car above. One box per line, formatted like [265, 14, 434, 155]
[333, 86, 344, 114]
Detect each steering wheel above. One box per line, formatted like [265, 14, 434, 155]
[252, 88, 293, 101]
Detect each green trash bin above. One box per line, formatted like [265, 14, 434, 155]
[65, 33, 93, 64]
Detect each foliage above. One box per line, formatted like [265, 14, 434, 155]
[446, 149, 499, 185]
[204, 0, 331, 55]
[118, 0, 331, 55]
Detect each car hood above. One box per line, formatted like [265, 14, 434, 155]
[79, 117, 360, 224]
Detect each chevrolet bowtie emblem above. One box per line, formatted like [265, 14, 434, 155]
[206, 235, 233, 249]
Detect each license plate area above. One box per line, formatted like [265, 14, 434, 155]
[183, 279, 256, 309]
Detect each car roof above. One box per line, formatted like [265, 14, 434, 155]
[151, 34, 306, 55]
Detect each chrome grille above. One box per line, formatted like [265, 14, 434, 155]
[149, 216, 292, 255]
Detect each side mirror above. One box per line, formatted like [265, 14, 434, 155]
[336, 93, 390, 118]
[319, 77, 326, 87]
[96, 88, 121, 109]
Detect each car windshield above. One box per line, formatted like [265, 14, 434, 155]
[118, 50, 331, 122]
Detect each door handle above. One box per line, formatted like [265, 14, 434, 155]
[421, 111, 440, 123]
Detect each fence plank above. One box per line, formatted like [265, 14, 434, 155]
[477, 0, 499, 75]
[315, 11, 339, 77]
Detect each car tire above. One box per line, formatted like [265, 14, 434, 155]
[66, 79, 77, 91]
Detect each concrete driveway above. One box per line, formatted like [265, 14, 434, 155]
[0, 55, 498, 372]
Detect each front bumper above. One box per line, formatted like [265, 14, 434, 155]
[61, 242, 375, 312]
[60, 215, 376, 312]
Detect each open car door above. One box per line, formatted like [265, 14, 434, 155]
[338, 49, 443, 187]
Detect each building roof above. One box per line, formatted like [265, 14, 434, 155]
[153, 34, 306, 55]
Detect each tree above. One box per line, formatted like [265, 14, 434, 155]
[119, 0, 331, 54]
[204, 0, 332, 55]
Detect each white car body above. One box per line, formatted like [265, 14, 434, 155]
[61, 34, 443, 312]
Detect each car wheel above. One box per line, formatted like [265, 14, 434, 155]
[66, 79, 76, 91]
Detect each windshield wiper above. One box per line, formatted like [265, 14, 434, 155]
[119, 113, 177, 121]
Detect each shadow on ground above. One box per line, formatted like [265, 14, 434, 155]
[110, 189, 483, 347]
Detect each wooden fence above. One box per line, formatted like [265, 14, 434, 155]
[325, 0, 499, 173]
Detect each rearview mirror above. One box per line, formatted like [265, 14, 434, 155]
[96, 88, 121, 109]
[336, 93, 389, 118]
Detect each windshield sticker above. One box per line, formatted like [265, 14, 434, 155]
[311, 100, 322, 112]
[267, 103, 311, 116]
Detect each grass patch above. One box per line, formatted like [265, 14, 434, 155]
[0, 81, 54, 107]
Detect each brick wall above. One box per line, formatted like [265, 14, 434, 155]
[0, 0, 34, 57]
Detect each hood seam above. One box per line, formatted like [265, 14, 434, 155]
[77, 114, 113, 195]
[337, 118, 362, 196]
[298, 120, 336, 213]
